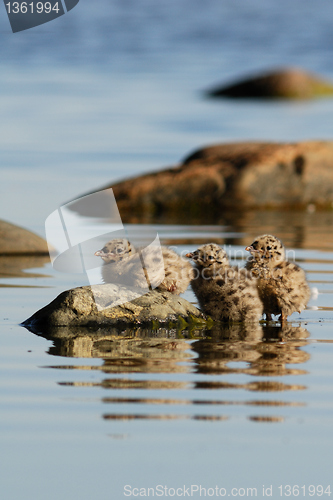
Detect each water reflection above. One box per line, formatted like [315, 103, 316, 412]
[224, 209, 333, 251]
[114, 210, 333, 251]
[193, 324, 309, 377]
[43, 327, 197, 372]
[0, 255, 50, 280]
[32, 322, 310, 423]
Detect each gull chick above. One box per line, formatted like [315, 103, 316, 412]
[245, 234, 310, 322]
[95, 238, 193, 294]
[186, 243, 263, 323]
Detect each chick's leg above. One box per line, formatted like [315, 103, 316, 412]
[279, 311, 287, 323]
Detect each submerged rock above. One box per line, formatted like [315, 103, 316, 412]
[106, 141, 333, 216]
[0, 219, 48, 254]
[206, 67, 333, 99]
[22, 284, 207, 330]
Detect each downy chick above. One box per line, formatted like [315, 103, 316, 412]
[245, 234, 310, 322]
[95, 238, 193, 294]
[186, 243, 263, 323]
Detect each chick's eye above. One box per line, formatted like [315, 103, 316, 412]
[266, 246, 271, 251]
[208, 256, 214, 260]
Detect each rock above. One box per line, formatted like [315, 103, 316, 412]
[105, 141, 333, 216]
[206, 67, 333, 99]
[0, 219, 48, 254]
[22, 284, 207, 330]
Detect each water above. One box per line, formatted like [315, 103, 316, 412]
[1, 1, 333, 499]
[2, 219, 333, 499]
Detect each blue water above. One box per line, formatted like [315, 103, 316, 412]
[1, 0, 333, 231]
[1, 2, 333, 499]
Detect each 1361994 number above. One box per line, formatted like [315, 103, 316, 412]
[278, 485, 331, 496]
[5, 2, 60, 14]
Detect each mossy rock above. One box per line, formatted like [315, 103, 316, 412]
[22, 284, 207, 330]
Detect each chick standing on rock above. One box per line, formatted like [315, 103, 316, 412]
[245, 234, 310, 322]
[95, 238, 193, 294]
[186, 243, 263, 323]
[94, 239, 145, 289]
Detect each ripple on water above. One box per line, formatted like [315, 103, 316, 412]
[4, 217, 333, 426]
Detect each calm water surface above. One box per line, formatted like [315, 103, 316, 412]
[1, 1, 333, 499]
[2, 217, 333, 499]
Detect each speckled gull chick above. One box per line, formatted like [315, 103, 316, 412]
[245, 234, 311, 322]
[186, 243, 263, 323]
[95, 238, 194, 294]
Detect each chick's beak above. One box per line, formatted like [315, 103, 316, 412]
[245, 245, 257, 253]
[95, 250, 116, 261]
[186, 252, 194, 259]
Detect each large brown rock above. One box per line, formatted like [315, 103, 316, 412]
[207, 68, 333, 99]
[0, 219, 48, 254]
[107, 141, 333, 217]
[22, 284, 207, 330]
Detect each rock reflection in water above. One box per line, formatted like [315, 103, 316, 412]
[33, 322, 310, 423]
[42, 326, 199, 374]
[0, 255, 50, 280]
[116, 210, 333, 252]
[228, 209, 333, 251]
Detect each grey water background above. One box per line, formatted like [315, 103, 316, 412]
[1, 1, 333, 499]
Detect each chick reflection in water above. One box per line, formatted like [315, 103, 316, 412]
[191, 323, 310, 378]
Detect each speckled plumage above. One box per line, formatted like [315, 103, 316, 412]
[245, 234, 311, 321]
[95, 238, 193, 294]
[187, 243, 263, 323]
